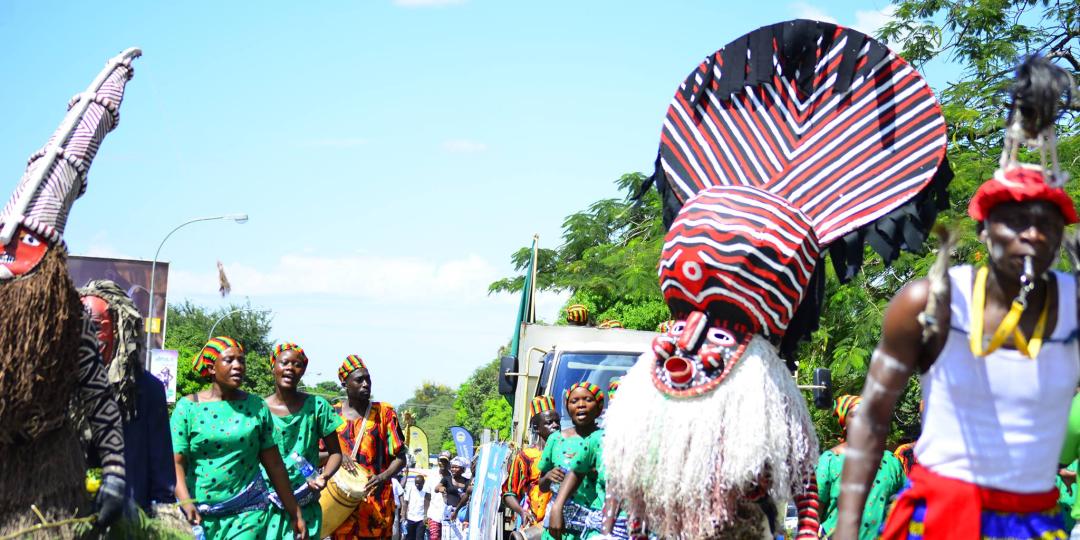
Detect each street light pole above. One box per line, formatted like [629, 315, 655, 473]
[146, 213, 248, 366]
[208, 307, 271, 341]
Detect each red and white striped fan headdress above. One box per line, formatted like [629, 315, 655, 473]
[648, 20, 952, 396]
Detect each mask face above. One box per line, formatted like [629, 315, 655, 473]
[81, 295, 116, 364]
[0, 226, 49, 280]
[650, 311, 751, 398]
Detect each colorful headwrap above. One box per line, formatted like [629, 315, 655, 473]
[566, 304, 589, 326]
[565, 381, 605, 409]
[656, 320, 676, 333]
[598, 319, 623, 329]
[271, 342, 309, 367]
[834, 395, 862, 430]
[194, 336, 244, 378]
[528, 395, 556, 416]
[607, 378, 621, 401]
[338, 354, 367, 383]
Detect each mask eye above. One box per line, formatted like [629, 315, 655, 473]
[19, 233, 41, 247]
[707, 328, 736, 347]
[671, 321, 687, 335]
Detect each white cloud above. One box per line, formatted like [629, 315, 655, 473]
[169, 253, 502, 303]
[790, 1, 837, 24]
[79, 232, 135, 259]
[392, 0, 465, 6]
[441, 139, 488, 153]
[298, 137, 370, 149]
[853, 5, 896, 37]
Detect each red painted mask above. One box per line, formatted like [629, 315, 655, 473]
[0, 225, 49, 279]
[81, 295, 116, 364]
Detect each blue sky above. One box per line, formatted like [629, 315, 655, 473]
[0, 0, 916, 405]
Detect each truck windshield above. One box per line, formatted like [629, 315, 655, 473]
[550, 352, 640, 428]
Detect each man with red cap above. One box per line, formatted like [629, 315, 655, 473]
[835, 56, 1079, 539]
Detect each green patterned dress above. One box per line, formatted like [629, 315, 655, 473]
[539, 430, 597, 540]
[264, 395, 343, 539]
[816, 447, 906, 540]
[171, 393, 276, 539]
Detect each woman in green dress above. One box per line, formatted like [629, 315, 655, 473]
[816, 395, 905, 539]
[543, 382, 604, 540]
[263, 342, 344, 539]
[171, 336, 307, 539]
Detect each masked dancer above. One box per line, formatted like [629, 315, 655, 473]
[331, 355, 408, 540]
[171, 337, 307, 539]
[836, 55, 1078, 540]
[603, 19, 953, 538]
[80, 280, 175, 513]
[504, 396, 561, 528]
[264, 342, 344, 539]
[0, 48, 143, 537]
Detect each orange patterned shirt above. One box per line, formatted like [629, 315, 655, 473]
[502, 445, 550, 524]
[330, 401, 406, 539]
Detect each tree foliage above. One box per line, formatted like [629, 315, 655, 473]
[488, 172, 669, 331]
[454, 358, 513, 441]
[165, 301, 277, 399]
[491, 4, 1080, 449]
[398, 382, 457, 453]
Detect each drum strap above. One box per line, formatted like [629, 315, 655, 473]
[348, 401, 375, 461]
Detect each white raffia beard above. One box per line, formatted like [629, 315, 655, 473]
[603, 335, 819, 539]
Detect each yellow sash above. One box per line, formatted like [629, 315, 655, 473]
[969, 266, 1049, 359]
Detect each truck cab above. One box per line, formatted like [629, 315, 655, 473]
[498, 323, 657, 446]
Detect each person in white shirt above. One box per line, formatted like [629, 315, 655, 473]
[401, 475, 430, 540]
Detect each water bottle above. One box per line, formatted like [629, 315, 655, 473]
[550, 465, 568, 494]
[191, 524, 206, 540]
[290, 451, 318, 481]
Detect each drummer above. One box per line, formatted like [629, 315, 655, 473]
[503, 396, 561, 527]
[328, 355, 408, 540]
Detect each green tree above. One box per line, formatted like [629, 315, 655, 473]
[488, 173, 668, 331]
[166, 301, 276, 399]
[398, 382, 457, 452]
[454, 358, 513, 440]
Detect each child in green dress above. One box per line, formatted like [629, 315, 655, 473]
[263, 342, 344, 539]
[171, 336, 307, 539]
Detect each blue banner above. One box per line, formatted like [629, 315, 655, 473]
[449, 426, 475, 461]
[468, 443, 512, 540]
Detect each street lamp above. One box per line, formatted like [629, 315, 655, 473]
[146, 213, 248, 365]
[208, 307, 271, 341]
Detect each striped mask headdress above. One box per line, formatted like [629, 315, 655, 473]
[528, 395, 556, 416]
[565, 382, 605, 410]
[194, 336, 244, 378]
[0, 48, 141, 282]
[271, 342, 308, 367]
[645, 19, 953, 398]
[338, 354, 367, 383]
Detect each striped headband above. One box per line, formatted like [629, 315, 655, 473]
[608, 378, 620, 394]
[598, 320, 623, 329]
[835, 395, 863, 430]
[566, 304, 589, 326]
[271, 342, 308, 367]
[565, 382, 605, 409]
[338, 354, 367, 383]
[194, 336, 244, 378]
[528, 395, 555, 416]
[656, 320, 677, 333]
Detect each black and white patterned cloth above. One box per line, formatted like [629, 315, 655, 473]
[77, 315, 125, 480]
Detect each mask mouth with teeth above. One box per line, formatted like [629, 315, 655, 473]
[0, 226, 50, 281]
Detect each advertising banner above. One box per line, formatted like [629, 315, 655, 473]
[467, 442, 512, 540]
[68, 255, 170, 349]
[149, 349, 179, 403]
[450, 426, 475, 462]
[407, 426, 430, 469]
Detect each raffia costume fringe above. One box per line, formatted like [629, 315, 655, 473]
[604, 335, 818, 539]
[0, 249, 88, 537]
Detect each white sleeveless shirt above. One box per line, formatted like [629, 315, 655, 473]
[915, 265, 1080, 493]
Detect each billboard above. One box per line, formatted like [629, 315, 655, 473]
[68, 255, 169, 350]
